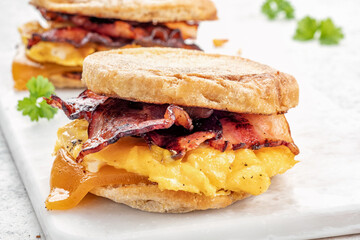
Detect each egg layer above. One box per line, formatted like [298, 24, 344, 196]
[26, 42, 96, 67]
[54, 120, 297, 198]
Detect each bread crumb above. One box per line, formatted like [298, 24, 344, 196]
[213, 39, 228, 47]
[237, 49, 242, 55]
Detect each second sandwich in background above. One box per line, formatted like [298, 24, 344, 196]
[12, 0, 217, 90]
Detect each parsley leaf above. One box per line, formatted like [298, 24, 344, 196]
[319, 18, 344, 45]
[27, 75, 55, 99]
[293, 16, 344, 45]
[261, 0, 295, 20]
[293, 16, 319, 41]
[17, 76, 58, 122]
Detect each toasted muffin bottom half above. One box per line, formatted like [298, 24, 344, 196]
[90, 184, 249, 213]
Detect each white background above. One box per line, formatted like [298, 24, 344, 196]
[0, 0, 360, 239]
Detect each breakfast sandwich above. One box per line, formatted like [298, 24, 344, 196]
[45, 48, 299, 213]
[12, 0, 217, 90]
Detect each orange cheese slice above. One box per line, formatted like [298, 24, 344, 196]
[46, 149, 150, 210]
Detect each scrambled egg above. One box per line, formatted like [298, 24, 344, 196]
[55, 119, 297, 197]
[26, 42, 96, 67]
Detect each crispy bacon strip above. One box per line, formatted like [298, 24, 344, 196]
[40, 8, 151, 39]
[132, 28, 200, 50]
[164, 22, 198, 39]
[146, 131, 217, 159]
[27, 26, 200, 50]
[45, 89, 108, 121]
[39, 8, 70, 22]
[48, 90, 299, 161]
[80, 100, 192, 161]
[71, 15, 146, 39]
[47, 90, 193, 161]
[144, 115, 222, 158]
[27, 27, 131, 49]
[145, 112, 299, 157]
[209, 113, 299, 154]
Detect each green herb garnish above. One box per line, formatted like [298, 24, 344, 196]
[261, 0, 295, 20]
[319, 18, 344, 45]
[17, 76, 58, 121]
[293, 16, 318, 41]
[294, 16, 344, 45]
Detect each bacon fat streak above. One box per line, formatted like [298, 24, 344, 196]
[27, 9, 201, 50]
[46, 90, 299, 161]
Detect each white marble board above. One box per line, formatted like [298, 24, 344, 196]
[1, 0, 360, 239]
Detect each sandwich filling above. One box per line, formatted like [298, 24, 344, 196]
[28, 8, 200, 51]
[13, 10, 200, 89]
[23, 9, 199, 67]
[45, 90, 299, 210]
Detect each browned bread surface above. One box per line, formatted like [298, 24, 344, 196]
[30, 0, 217, 22]
[83, 48, 299, 114]
[90, 184, 249, 213]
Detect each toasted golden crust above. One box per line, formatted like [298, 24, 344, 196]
[12, 47, 84, 90]
[30, 0, 217, 22]
[90, 184, 249, 213]
[83, 48, 299, 114]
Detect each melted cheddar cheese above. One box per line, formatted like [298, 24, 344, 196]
[50, 119, 297, 209]
[46, 149, 151, 210]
